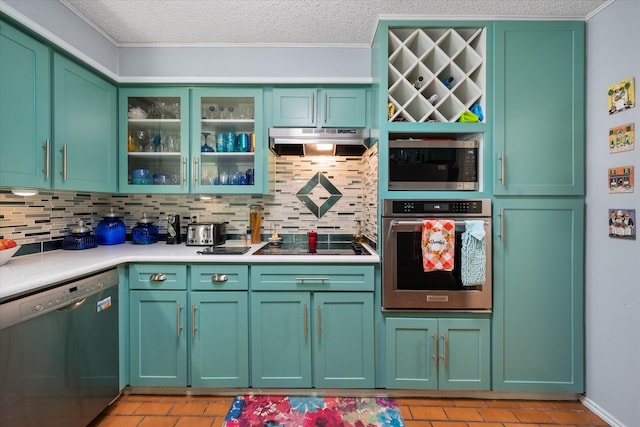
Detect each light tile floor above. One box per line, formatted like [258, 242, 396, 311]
[89, 394, 610, 427]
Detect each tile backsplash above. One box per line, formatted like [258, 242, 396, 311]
[0, 146, 378, 252]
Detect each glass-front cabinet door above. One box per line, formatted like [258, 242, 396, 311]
[119, 88, 190, 193]
[191, 88, 266, 194]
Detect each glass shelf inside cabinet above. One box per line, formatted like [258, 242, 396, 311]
[387, 27, 486, 124]
[199, 96, 257, 187]
[126, 96, 184, 186]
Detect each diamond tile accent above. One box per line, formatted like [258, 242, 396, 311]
[296, 172, 342, 218]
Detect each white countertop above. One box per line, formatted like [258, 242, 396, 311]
[0, 241, 379, 300]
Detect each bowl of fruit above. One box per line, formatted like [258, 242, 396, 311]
[0, 239, 20, 265]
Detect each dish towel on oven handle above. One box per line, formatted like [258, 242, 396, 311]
[422, 219, 455, 272]
[461, 220, 486, 286]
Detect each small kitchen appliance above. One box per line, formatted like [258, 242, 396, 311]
[382, 198, 492, 310]
[387, 138, 480, 191]
[166, 214, 181, 244]
[186, 222, 226, 246]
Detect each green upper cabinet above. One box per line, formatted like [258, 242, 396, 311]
[272, 87, 367, 128]
[53, 53, 117, 192]
[492, 198, 584, 392]
[191, 87, 269, 194]
[493, 21, 585, 196]
[0, 20, 51, 189]
[119, 87, 190, 193]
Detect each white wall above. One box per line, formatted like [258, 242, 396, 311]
[585, 1, 640, 425]
[0, 0, 119, 79]
[0, 0, 371, 84]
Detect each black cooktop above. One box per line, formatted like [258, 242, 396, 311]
[253, 241, 370, 256]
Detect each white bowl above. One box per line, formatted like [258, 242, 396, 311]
[0, 245, 20, 266]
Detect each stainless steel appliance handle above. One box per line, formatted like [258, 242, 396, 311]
[149, 273, 167, 282]
[191, 304, 197, 338]
[441, 333, 447, 367]
[43, 138, 50, 178]
[211, 274, 228, 283]
[61, 143, 68, 181]
[57, 298, 86, 312]
[303, 303, 308, 338]
[432, 332, 438, 368]
[177, 302, 182, 337]
[390, 220, 488, 227]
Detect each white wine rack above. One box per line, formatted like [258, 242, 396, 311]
[388, 27, 486, 123]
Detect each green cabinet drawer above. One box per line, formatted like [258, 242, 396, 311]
[128, 264, 187, 290]
[190, 264, 249, 291]
[250, 265, 374, 291]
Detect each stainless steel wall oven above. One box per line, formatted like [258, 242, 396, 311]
[382, 199, 492, 311]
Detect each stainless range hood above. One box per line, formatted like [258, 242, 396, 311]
[268, 128, 370, 156]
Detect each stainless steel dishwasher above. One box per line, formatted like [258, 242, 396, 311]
[0, 268, 120, 427]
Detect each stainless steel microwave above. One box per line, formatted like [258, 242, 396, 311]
[388, 139, 479, 191]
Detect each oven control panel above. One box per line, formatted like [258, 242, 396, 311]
[383, 199, 491, 216]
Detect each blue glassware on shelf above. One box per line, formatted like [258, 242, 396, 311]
[237, 133, 250, 152]
[201, 132, 214, 152]
[225, 132, 237, 152]
[208, 105, 216, 119]
[215, 133, 226, 152]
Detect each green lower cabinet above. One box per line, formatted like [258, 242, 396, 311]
[492, 198, 584, 392]
[313, 292, 374, 388]
[251, 291, 374, 388]
[385, 317, 490, 390]
[129, 290, 188, 387]
[190, 291, 249, 387]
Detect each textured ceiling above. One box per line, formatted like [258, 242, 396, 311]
[60, 0, 610, 46]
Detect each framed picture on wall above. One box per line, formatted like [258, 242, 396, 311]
[608, 208, 636, 239]
[608, 166, 634, 193]
[608, 77, 635, 114]
[609, 123, 635, 153]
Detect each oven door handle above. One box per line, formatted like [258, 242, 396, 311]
[390, 220, 488, 227]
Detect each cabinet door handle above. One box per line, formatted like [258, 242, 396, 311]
[500, 151, 506, 185]
[303, 303, 308, 338]
[323, 92, 328, 123]
[177, 302, 182, 337]
[317, 304, 321, 340]
[432, 332, 438, 368]
[149, 273, 167, 282]
[211, 274, 228, 283]
[61, 144, 68, 181]
[441, 333, 447, 367]
[43, 138, 50, 178]
[191, 304, 197, 338]
[193, 157, 198, 186]
[181, 156, 186, 186]
[499, 208, 505, 242]
[295, 277, 330, 282]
